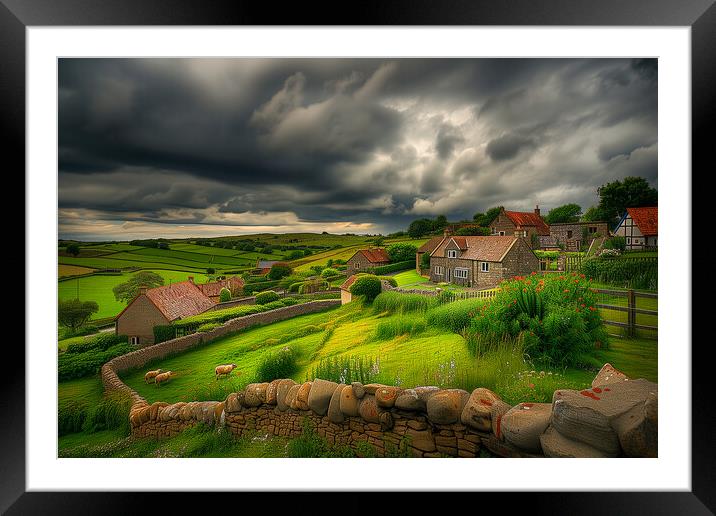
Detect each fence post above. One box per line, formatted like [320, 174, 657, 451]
[627, 289, 636, 337]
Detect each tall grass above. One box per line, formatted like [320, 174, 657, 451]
[308, 355, 380, 384]
[372, 291, 436, 314]
[373, 315, 427, 340]
[425, 298, 484, 333]
[255, 346, 299, 382]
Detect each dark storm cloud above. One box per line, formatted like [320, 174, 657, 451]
[58, 58, 657, 239]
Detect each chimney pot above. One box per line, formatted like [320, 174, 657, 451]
[534, 205, 541, 216]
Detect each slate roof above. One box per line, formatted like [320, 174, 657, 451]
[626, 206, 658, 236]
[143, 281, 215, 321]
[504, 210, 551, 236]
[355, 248, 390, 264]
[432, 236, 519, 262]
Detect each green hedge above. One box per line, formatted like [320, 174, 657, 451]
[59, 341, 135, 381]
[373, 260, 414, 275]
[581, 256, 657, 290]
[243, 279, 282, 295]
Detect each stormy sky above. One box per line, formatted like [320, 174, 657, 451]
[58, 58, 657, 241]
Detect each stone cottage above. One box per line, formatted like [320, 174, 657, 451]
[415, 236, 446, 273]
[428, 236, 539, 289]
[197, 275, 245, 302]
[489, 206, 550, 248]
[346, 248, 391, 273]
[339, 275, 358, 305]
[613, 206, 658, 250]
[546, 221, 610, 252]
[115, 280, 215, 346]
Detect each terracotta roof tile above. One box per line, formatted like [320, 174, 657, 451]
[433, 236, 519, 262]
[145, 281, 215, 321]
[340, 275, 358, 290]
[504, 211, 551, 235]
[357, 248, 391, 263]
[198, 276, 245, 298]
[417, 237, 445, 253]
[626, 206, 658, 236]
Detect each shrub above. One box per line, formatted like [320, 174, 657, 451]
[426, 298, 484, 333]
[256, 290, 280, 305]
[378, 276, 398, 287]
[267, 263, 292, 280]
[581, 256, 657, 290]
[288, 282, 303, 293]
[153, 325, 176, 344]
[58, 342, 135, 381]
[466, 273, 608, 367]
[349, 275, 382, 303]
[219, 287, 231, 303]
[420, 252, 431, 269]
[255, 346, 298, 382]
[387, 243, 417, 263]
[197, 322, 222, 333]
[65, 333, 128, 354]
[373, 260, 414, 275]
[299, 279, 329, 294]
[372, 291, 435, 314]
[320, 267, 339, 278]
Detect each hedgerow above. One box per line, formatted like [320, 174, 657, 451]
[580, 256, 657, 290]
[373, 260, 414, 275]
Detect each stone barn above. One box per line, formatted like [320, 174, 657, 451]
[346, 248, 390, 273]
[489, 206, 550, 248]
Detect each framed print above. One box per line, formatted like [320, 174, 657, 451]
[4, 0, 712, 512]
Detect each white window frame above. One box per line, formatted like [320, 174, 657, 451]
[499, 231, 505, 236]
[454, 268, 469, 279]
[130, 336, 139, 345]
[481, 262, 489, 273]
[354, 262, 360, 269]
[447, 249, 458, 258]
[434, 265, 444, 276]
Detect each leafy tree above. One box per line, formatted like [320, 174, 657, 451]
[545, 204, 582, 224]
[112, 271, 165, 304]
[267, 262, 292, 280]
[286, 250, 305, 260]
[433, 215, 448, 231]
[219, 287, 231, 303]
[371, 236, 385, 247]
[595, 176, 658, 225]
[408, 218, 434, 238]
[66, 243, 81, 257]
[58, 298, 99, 332]
[320, 267, 339, 278]
[420, 251, 431, 269]
[206, 267, 216, 275]
[387, 243, 417, 263]
[455, 226, 491, 236]
[473, 206, 503, 227]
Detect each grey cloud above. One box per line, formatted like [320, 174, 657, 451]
[486, 133, 535, 161]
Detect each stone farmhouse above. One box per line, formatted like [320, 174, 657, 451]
[428, 235, 539, 289]
[116, 278, 233, 346]
[339, 275, 358, 305]
[346, 248, 390, 273]
[197, 275, 245, 302]
[255, 260, 280, 275]
[613, 206, 658, 250]
[544, 221, 610, 252]
[489, 206, 550, 248]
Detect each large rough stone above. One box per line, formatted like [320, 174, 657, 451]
[276, 379, 297, 411]
[224, 392, 242, 413]
[395, 389, 423, 412]
[244, 383, 269, 407]
[308, 379, 339, 415]
[380, 411, 394, 431]
[540, 425, 611, 458]
[266, 379, 282, 405]
[285, 384, 301, 410]
[406, 428, 436, 452]
[327, 384, 347, 423]
[414, 386, 440, 403]
[375, 386, 402, 409]
[293, 381, 312, 410]
[551, 379, 658, 457]
[592, 363, 630, 388]
[363, 383, 387, 395]
[501, 402, 552, 453]
[340, 383, 361, 417]
[149, 402, 169, 421]
[351, 382, 366, 399]
[426, 389, 470, 424]
[461, 388, 501, 432]
[359, 395, 381, 423]
[490, 400, 512, 440]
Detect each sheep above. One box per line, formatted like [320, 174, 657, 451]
[215, 363, 238, 380]
[144, 369, 163, 384]
[154, 371, 173, 386]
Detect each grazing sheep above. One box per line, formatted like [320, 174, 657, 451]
[154, 371, 173, 386]
[215, 363, 238, 380]
[144, 369, 163, 384]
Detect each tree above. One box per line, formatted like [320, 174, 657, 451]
[420, 251, 431, 270]
[545, 204, 582, 224]
[219, 287, 231, 303]
[66, 243, 80, 257]
[408, 218, 434, 238]
[595, 176, 658, 225]
[455, 226, 491, 236]
[349, 275, 382, 302]
[473, 206, 503, 227]
[433, 215, 448, 231]
[112, 271, 165, 304]
[206, 267, 216, 275]
[267, 262, 292, 280]
[387, 243, 417, 263]
[58, 298, 99, 332]
[371, 236, 385, 247]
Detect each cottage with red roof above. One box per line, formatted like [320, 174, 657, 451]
[428, 235, 539, 289]
[197, 275, 245, 302]
[115, 279, 215, 346]
[339, 275, 359, 305]
[346, 248, 391, 273]
[613, 206, 658, 250]
[488, 206, 550, 248]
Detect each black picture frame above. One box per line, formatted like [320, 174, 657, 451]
[4, 0, 711, 513]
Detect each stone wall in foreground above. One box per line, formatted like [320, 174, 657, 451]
[128, 365, 658, 458]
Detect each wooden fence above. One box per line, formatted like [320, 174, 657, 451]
[590, 288, 658, 338]
[440, 288, 500, 300]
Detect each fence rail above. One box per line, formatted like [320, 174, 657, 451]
[590, 287, 657, 338]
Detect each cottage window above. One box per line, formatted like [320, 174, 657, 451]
[130, 336, 139, 346]
[567, 230, 573, 239]
[435, 266, 444, 275]
[447, 250, 458, 258]
[354, 262, 360, 269]
[454, 268, 469, 279]
[589, 226, 597, 234]
[499, 231, 505, 236]
[481, 262, 489, 273]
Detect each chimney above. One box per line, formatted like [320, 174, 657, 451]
[443, 226, 454, 237]
[139, 286, 148, 295]
[534, 205, 541, 216]
[187, 276, 194, 284]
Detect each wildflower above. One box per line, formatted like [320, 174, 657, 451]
[581, 304, 585, 308]
[528, 383, 535, 389]
[564, 289, 569, 293]
[589, 306, 596, 311]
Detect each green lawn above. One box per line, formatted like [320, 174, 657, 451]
[58, 269, 213, 320]
[393, 270, 429, 287]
